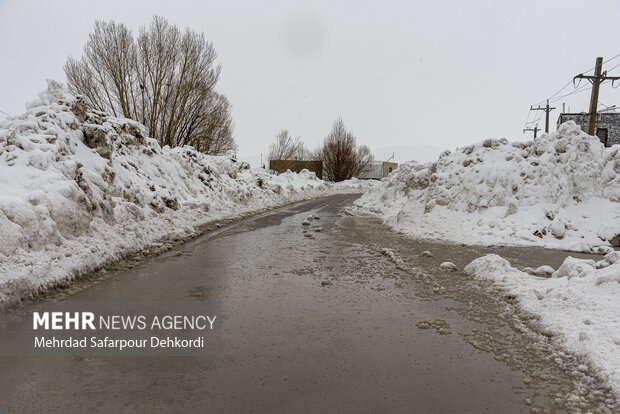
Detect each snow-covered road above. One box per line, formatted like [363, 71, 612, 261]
[0, 81, 372, 308]
[0, 194, 616, 413]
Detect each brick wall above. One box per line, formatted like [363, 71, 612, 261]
[557, 113, 620, 146]
[269, 160, 323, 179]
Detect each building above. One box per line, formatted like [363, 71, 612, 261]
[269, 159, 323, 179]
[557, 112, 620, 147]
[358, 161, 399, 180]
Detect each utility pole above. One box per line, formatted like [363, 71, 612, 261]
[530, 100, 555, 133]
[574, 57, 620, 135]
[585, 57, 602, 136]
[523, 125, 540, 138]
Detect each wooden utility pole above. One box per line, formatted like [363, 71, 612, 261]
[523, 125, 540, 138]
[587, 57, 602, 136]
[530, 100, 555, 133]
[574, 57, 620, 135]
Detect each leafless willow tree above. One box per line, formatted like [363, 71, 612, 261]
[319, 118, 373, 182]
[64, 16, 235, 155]
[178, 91, 235, 154]
[268, 129, 308, 160]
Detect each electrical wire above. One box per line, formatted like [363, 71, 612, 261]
[524, 108, 532, 128]
[576, 51, 620, 76]
[531, 52, 620, 107]
[526, 52, 620, 133]
[604, 52, 620, 66]
[549, 83, 591, 104]
[605, 61, 620, 74]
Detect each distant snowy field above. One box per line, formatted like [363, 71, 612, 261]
[355, 123, 620, 253]
[0, 81, 372, 308]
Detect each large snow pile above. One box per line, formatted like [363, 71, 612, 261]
[0, 80, 360, 308]
[355, 123, 620, 252]
[465, 253, 620, 396]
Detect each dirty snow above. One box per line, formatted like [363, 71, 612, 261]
[0, 80, 370, 308]
[465, 253, 620, 397]
[354, 123, 620, 253]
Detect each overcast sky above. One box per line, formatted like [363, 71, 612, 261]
[2, 0, 620, 157]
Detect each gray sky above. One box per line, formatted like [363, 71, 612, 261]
[2, 0, 620, 157]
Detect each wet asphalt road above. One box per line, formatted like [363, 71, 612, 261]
[0, 193, 616, 413]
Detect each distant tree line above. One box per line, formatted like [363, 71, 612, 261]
[65, 16, 236, 156]
[268, 118, 373, 182]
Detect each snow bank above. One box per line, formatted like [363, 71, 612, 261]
[0, 80, 364, 308]
[354, 124, 620, 252]
[464, 253, 620, 396]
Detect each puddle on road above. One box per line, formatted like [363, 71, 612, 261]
[333, 213, 618, 414]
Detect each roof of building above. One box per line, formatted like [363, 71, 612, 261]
[557, 112, 620, 123]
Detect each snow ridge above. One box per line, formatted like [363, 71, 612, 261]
[465, 253, 620, 397]
[0, 80, 367, 308]
[355, 124, 620, 252]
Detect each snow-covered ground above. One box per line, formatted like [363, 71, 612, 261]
[355, 123, 620, 253]
[0, 81, 372, 309]
[355, 126, 620, 397]
[465, 253, 620, 397]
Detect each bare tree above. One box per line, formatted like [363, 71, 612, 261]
[319, 118, 373, 182]
[64, 16, 235, 155]
[65, 21, 138, 118]
[178, 91, 236, 155]
[268, 129, 308, 160]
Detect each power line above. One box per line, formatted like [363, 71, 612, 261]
[549, 84, 591, 104]
[525, 52, 620, 132]
[597, 102, 618, 113]
[523, 125, 540, 138]
[605, 61, 620, 74]
[524, 107, 532, 127]
[603, 52, 620, 65]
[574, 57, 620, 135]
[532, 51, 620, 106]
[530, 100, 556, 133]
[548, 79, 574, 100]
[577, 53, 620, 76]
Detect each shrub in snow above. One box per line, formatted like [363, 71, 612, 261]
[355, 121, 620, 252]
